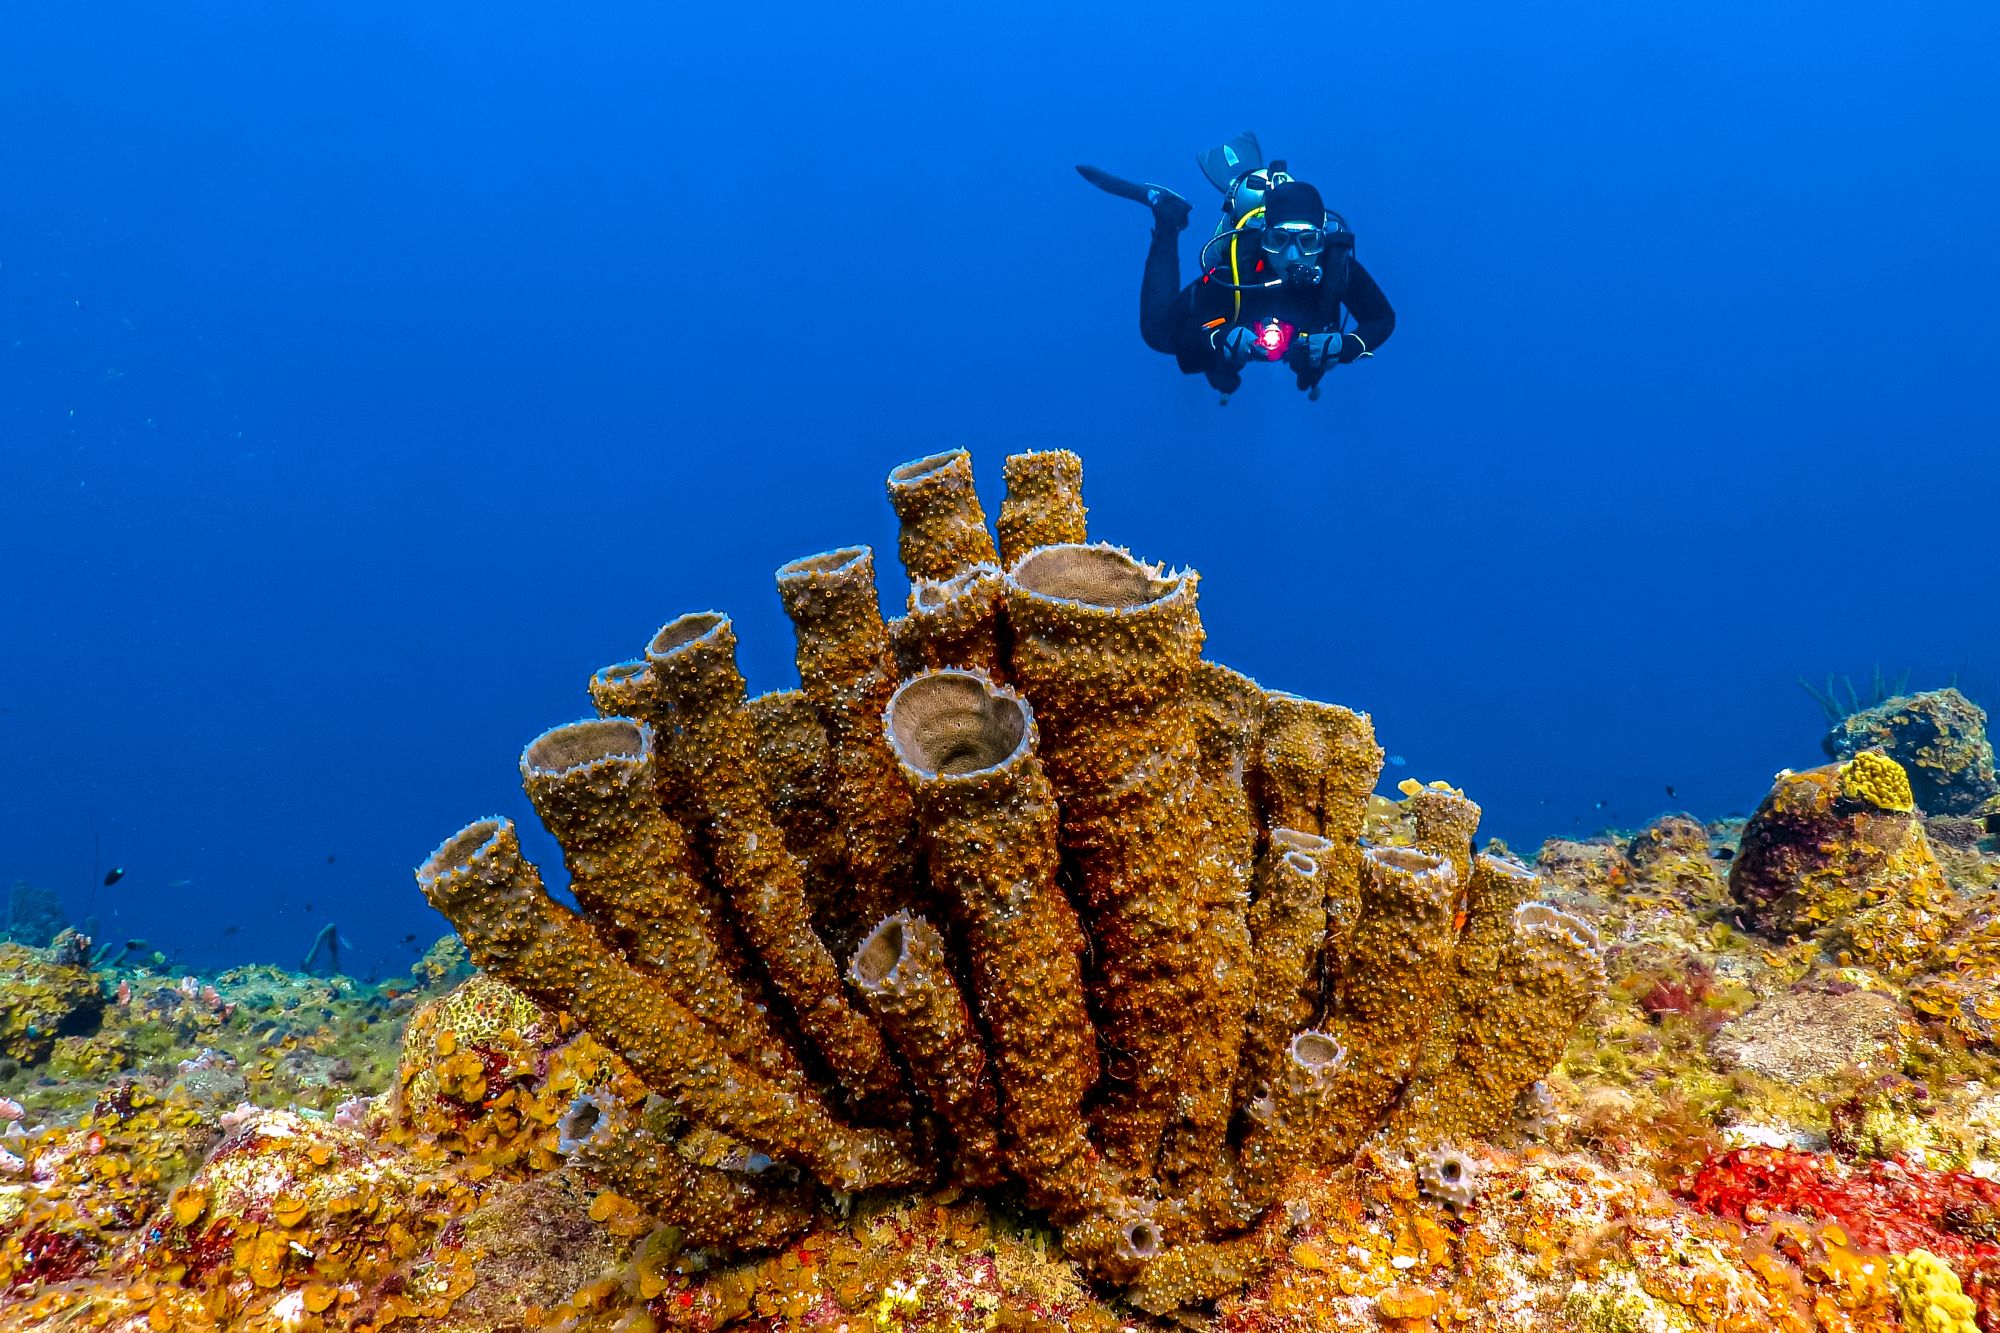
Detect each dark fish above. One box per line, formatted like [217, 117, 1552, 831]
[222, 925, 239, 937]
[303, 901, 314, 914]
[103, 867, 124, 886]
[1715, 847, 1736, 861]
[400, 934, 418, 945]
[1664, 785, 1676, 798]
[1984, 811, 2000, 835]
[326, 854, 336, 865]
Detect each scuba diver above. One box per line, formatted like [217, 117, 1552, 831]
[1078, 131, 1395, 402]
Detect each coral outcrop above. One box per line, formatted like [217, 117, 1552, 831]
[1730, 753, 1960, 973]
[1826, 688, 1999, 816]
[414, 448, 1605, 1308]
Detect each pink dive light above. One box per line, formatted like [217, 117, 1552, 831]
[1257, 318, 1297, 362]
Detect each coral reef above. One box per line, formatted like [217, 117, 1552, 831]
[3, 881, 68, 950]
[413, 447, 1605, 1309]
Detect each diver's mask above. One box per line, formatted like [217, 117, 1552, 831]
[1262, 222, 1325, 287]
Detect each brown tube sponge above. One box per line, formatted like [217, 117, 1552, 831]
[519, 718, 801, 1091]
[884, 669, 1106, 1221]
[744, 689, 848, 937]
[1318, 845, 1461, 1162]
[1237, 1029, 1351, 1205]
[886, 449, 998, 583]
[1233, 831, 1333, 1111]
[1003, 543, 1206, 1175]
[893, 562, 1007, 681]
[645, 612, 909, 1121]
[1391, 853, 1541, 1140]
[998, 449, 1088, 567]
[776, 546, 921, 933]
[848, 911, 1006, 1187]
[1394, 902, 1604, 1142]
[416, 818, 920, 1191]
[1407, 784, 1483, 895]
[1253, 693, 1383, 1013]
[564, 1088, 815, 1254]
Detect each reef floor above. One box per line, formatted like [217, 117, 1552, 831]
[5, 778, 2000, 1332]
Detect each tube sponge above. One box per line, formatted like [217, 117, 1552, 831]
[893, 562, 1008, 681]
[1406, 783, 1483, 898]
[998, 449, 1088, 567]
[645, 612, 909, 1121]
[1319, 846, 1461, 1161]
[886, 449, 999, 583]
[884, 669, 1105, 1221]
[1396, 901, 1604, 1143]
[519, 718, 801, 1091]
[563, 1087, 815, 1253]
[1234, 831, 1332, 1114]
[1004, 542, 1207, 1175]
[776, 546, 923, 936]
[848, 911, 1006, 1187]
[415, 818, 921, 1191]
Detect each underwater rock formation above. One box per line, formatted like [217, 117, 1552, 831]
[1826, 687, 1999, 816]
[414, 447, 1605, 1307]
[1730, 752, 1960, 973]
[0, 942, 103, 1065]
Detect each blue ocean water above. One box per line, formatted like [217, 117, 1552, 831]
[3, 2, 1995, 975]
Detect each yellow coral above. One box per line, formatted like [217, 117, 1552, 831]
[1891, 1250, 1978, 1333]
[1840, 751, 1916, 813]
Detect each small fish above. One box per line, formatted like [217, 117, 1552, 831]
[167, 879, 192, 889]
[1664, 785, 1676, 799]
[222, 925, 239, 938]
[303, 901, 314, 914]
[1593, 800, 1606, 810]
[400, 934, 418, 945]
[1984, 811, 2000, 836]
[102, 867, 124, 886]
[1386, 754, 1406, 767]
[1716, 847, 1736, 861]
[325, 854, 336, 865]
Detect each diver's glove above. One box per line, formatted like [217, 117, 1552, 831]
[1213, 325, 1260, 368]
[1298, 333, 1349, 369]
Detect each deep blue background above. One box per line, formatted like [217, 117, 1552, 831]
[4, 2, 1996, 974]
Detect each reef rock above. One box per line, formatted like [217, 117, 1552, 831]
[1826, 687, 1999, 816]
[3, 882, 67, 950]
[0, 941, 103, 1066]
[1709, 982, 1904, 1089]
[1729, 752, 1959, 972]
[413, 448, 1608, 1309]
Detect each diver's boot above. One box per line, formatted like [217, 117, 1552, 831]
[1146, 186, 1191, 232]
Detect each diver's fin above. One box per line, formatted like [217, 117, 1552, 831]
[1076, 163, 1156, 205]
[1196, 130, 1263, 194]
[1075, 166, 1191, 228]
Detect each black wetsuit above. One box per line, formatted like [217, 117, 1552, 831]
[1138, 220, 1395, 393]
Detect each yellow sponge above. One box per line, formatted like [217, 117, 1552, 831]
[1841, 750, 1917, 813]
[1891, 1249, 1978, 1333]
